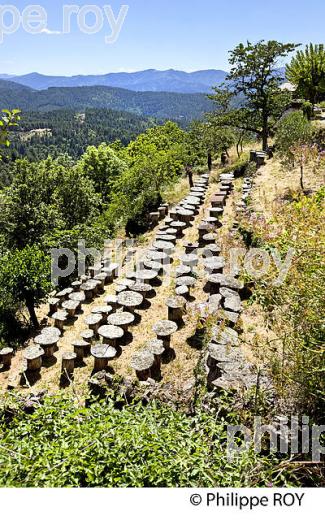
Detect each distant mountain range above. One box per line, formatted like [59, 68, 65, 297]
[0, 69, 228, 93]
[0, 79, 214, 123]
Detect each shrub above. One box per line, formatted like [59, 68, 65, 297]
[275, 112, 313, 164]
[0, 395, 296, 487]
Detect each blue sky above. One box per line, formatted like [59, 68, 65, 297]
[1, 0, 324, 75]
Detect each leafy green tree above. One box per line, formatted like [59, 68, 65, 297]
[54, 166, 101, 229]
[0, 245, 52, 328]
[78, 143, 128, 202]
[286, 44, 325, 104]
[109, 122, 188, 232]
[187, 120, 236, 169]
[0, 158, 62, 249]
[210, 40, 298, 150]
[0, 108, 20, 159]
[275, 111, 313, 164]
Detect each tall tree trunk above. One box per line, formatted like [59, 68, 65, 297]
[262, 111, 268, 151]
[207, 153, 212, 171]
[24, 293, 39, 329]
[186, 166, 194, 188]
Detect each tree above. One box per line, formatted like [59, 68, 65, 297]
[0, 158, 62, 249]
[0, 108, 20, 159]
[210, 40, 298, 150]
[54, 166, 100, 229]
[78, 143, 127, 203]
[286, 44, 325, 105]
[275, 111, 313, 164]
[187, 120, 235, 170]
[0, 245, 52, 328]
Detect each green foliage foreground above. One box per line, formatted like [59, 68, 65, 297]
[0, 395, 294, 488]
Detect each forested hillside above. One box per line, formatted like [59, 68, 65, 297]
[8, 109, 154, 161]
[0, 80, 213, 122]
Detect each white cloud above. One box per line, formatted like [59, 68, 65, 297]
[40, 28, 62, 35]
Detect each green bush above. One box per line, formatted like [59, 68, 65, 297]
[0, 395, 295, 488]
[275, 112, 313, 163]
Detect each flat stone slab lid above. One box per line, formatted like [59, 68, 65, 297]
[176, 285, 189, 296]
[135, 269, 158, 281]
[80, 329, 94, 340]
[175, 276, 196, 287]
[80, 281, 97, 291]
[84, 314, 102, 326]
[177, 209, 194, 216]
[62, 351, 77, 360]
[107, 311, 135, 327]
[24, 346, 44, 360]
[117, 291, 143, 308]
[156, 234, 176, 242]
[89, 279, 102, 288]
[94, 273, 107, 281]
[41, 326, 61, 338]
[104, 295, 118, 305]
[92, 306, 113, 315]
[34, 333, 59, 346]
[203, 217, 218, 224]
[169, 221, 186, 228]
[145, 251, 169, 262]
[180, 253, 198, 264]
[49, 297, 60, 305]
[0, 347, 13, 355]
[143, 260, 162, 271]
[52, 311, 68, 320]
[184, 196, 200, 205]
[164, 228, 178, 235]
[203, 257, 225, 269]
[56, 288, 73, 298]
[202, 233, 217, 241]
[115, 278, 135, 288]
[153, 320, 178, 336]
[198, 223, 209, 231]
[191, 186, 205, 192]
[146, 339, 165, 355]
[208, 206, 223, 213]
[98, 325, 124, 340]
[203, 244, 222, 255]
[166, 296, 186, 309]
[62, 300, 80, 310]
[132, 282, 152, 293]
[153, 240, 174, 251]
[91, 344, 117, 359]
[72, 339, 90, 348]
[182, 204, 196, 211]
[175, 265, 192, 277]
[131, 350, 155, 371]
[69, 292, 86, 302]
